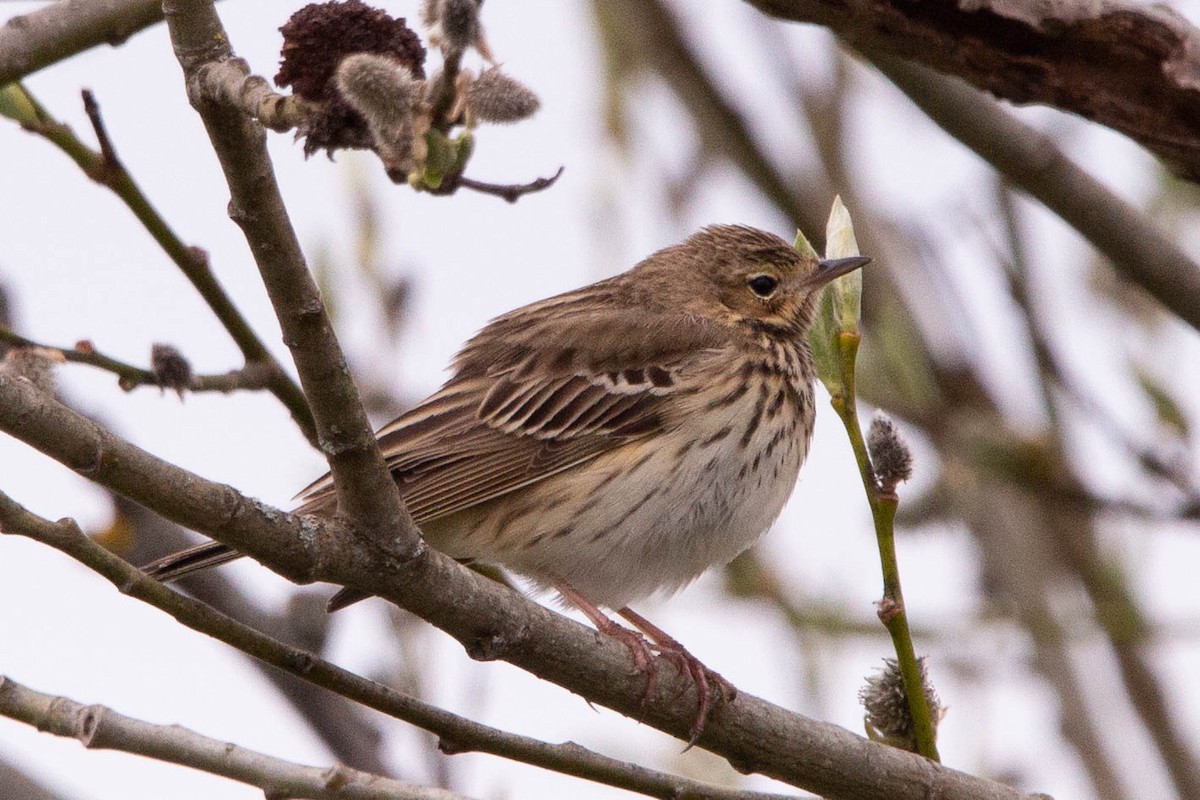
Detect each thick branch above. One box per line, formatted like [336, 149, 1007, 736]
[161, 0, 418, 560]
[0, 677, 469, 800]
[0, 0, 164, 84]
[744, 0, 1200, 180]
[0, 372, 1035, 800]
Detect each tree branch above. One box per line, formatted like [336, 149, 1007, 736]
[866, 52, 1200, 337]
[0, 0, 170, 85]
[0, 677, 471, 800]
[0, 351, 1038, 800]
[111, 494, 395, 775]
[0, 490, 798, 800]
[7, 84, 318, 443]
[0, 328, 277, 395]
[743, 0, 1200, 180]
[161, 0, 418, 561]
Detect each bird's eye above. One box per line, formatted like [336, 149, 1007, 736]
[747, 274, 779, 297]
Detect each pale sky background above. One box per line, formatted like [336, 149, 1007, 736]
[1, 2, 1199, 799]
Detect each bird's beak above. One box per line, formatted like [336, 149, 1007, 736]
[801, 255, 871, 290]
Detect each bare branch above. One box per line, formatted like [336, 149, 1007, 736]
[161, 0, 418, 561]
[0, 0, 168, 85]
[743, 0, 1200, 180]
[0, 328, 276, 395]
[0, 677, 471, 800]
[10, 84, 317, 444]
[112, 494, 394, 775]
[0, 491, 802, 800]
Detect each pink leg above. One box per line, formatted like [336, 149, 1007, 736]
[618, 605, 736, 747]
[553, 581, 660, 704]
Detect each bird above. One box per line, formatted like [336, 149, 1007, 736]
[143, 224, 868, 741]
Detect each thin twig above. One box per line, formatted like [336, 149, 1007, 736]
[0, 677, 471, 800]
[9, 86, 317, 444]
[455, 166, 564, 203]
[0, 328, 275, 395]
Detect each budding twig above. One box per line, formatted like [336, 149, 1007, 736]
[3, 85, 317, 445]
[0, 329, 277, 396]
[803, 201, 941, 761]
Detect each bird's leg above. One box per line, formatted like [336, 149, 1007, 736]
[618, 605, 737, 747]
[552, 581, 660, 705]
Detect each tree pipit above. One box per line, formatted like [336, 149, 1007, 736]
[145, 224, 869, 743]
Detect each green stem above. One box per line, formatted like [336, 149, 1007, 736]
[14, 89, 317, 446]
[832, 331, 941, 762]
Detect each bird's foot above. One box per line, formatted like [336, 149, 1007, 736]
[553, 581, 662, 704]
[619, 606, 736, 748]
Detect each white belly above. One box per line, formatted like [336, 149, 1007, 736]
[441, 383, 814, 608]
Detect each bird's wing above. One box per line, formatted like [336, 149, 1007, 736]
[296, 307, 732, 522]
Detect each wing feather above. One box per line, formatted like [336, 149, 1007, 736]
[297, 308, 735, 523]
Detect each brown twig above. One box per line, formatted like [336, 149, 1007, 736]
[10, 86, 318, 444]
[0, 328, 275, 395]
[453, 166, 564, 203]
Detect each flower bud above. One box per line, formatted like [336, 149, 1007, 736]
[867, 411, 914, 492]
[335, 54, 427, 178]
[467, 68, 540, 124]
[150, 344, 192, 399]
[859, 657, 944, 752]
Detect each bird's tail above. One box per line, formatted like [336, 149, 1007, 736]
[139, 540, 242, 582]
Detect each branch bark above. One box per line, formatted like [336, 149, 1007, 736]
[743, 0, 1200, 180]
[0, 0, 166, 85]
[0, 492, 799, 800]
[161, 0, 419, 561]
[0, 677, 471, 800]
[867, 52, 1200, 336]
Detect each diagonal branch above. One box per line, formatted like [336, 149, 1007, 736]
[0, 490, 799, 800]
[161, 0, 418, 561]
[8, 85, 318, 443]
[743, 0, 1200, 181]
[866, 52, 1200, 337]
[0, 677, 471, 800]
[0, 0, 169, 85]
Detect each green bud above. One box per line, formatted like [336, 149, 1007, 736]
[803, 196, 864, 397]
[0, 83, 39, 125]
[824, 195, 863, 334]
